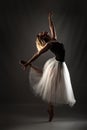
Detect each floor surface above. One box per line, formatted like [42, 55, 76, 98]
[0, 104, 87, 130]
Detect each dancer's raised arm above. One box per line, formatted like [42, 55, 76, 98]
[48, 12, 57, 39]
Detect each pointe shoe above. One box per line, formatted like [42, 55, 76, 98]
[48, 107, 54, 122]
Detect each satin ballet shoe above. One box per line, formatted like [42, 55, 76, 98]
[47, 105, 54, 122]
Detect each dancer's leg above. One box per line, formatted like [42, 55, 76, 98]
[30, 64, 42, 74]
[47, 102, 54, 122]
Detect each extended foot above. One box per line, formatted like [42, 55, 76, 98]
[48, 105, 54, 122]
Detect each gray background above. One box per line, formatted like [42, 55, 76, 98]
[0, 0, 87, 111]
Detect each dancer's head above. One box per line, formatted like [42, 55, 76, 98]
[36, 31, 51, 51]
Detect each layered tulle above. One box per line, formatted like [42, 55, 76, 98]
[29, 57, 76, 106]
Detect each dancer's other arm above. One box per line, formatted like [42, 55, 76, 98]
[48, 12, 57, 39]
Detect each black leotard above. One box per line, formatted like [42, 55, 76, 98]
[50, 42, 65, 62]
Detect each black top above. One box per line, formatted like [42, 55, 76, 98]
[50, 42, 65, 62]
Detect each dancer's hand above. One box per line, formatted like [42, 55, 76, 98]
[19, 60, 28, 70]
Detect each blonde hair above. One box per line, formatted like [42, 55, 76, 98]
[36, 32, 51, 51]
[36, 37, 46, 51]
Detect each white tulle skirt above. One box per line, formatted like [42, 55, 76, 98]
[29, 57, 76, 106]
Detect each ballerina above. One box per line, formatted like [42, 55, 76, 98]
[20, 12, 76, 122]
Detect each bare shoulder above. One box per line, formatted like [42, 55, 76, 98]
[48, 39, 57, 43]
[47, 39, 58, 45]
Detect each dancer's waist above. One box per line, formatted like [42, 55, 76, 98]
[55, 57, 65, 62]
